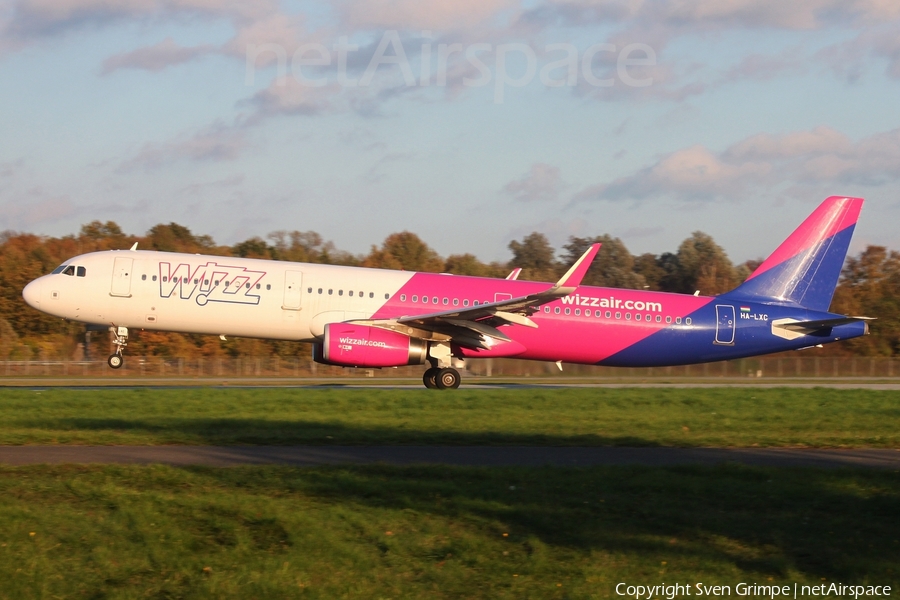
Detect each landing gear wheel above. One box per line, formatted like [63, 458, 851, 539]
[108, 353, 124, 369]
[423, 368, 439, 389]
[436, 367, 461, 390]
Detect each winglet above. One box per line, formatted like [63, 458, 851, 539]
[506, 268, 522, 281]
[130, 242, 138, 251]
[552, 243, 600, 293]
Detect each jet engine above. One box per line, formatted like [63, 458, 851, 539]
[313, 323, 428, 368]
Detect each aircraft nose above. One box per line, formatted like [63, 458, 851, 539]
[22, 278, 42, 308]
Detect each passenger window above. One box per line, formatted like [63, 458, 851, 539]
[318, 288, 323, 294]
[266, 284, 271, 290]
[256, 284, 260, 289]
[412, 295, 418, 302]
[349, 291, 354, 297]
[204, 280, 209, 285]
[328, 289, 333, 295]
[214, 280, 219, 285]
[453, 299, 459, 306]
[656, 315, 661, 322]
[544, 306, 550, 313]
[76, 266, 86, 277]
[433, 297, 438, 304]
[554, 307, 560, 314]
[194, 279, 199, 284]
[442, 298, 449, 305]
[463, 300, 469, 307]
[358, 291, 363, 297]
[141, 274, 147, 281]
[474, 300, 479, 306]
[162, 276, 168, 282]
[626, 313, 631, 320]
[183, 277, 188, 283]
[666, 316, 672, 323]
[686, 317, 693, 325]
[615, 312, 621, 319]
[401, 294, 406, 301]
[246, 283, 251, 289]
[152, 275, 157, 282]
[369, 292, 374, 298]
[605, 311, 611, 318]
[308, 287, 313, 293]
[675, 317, 682, 324]
[565, 308, 571, 315]
[385, 293, 389, 299]
[338, 290, 343, 296]
[575, 308, 581, 316]
[635, 314, 641, 321]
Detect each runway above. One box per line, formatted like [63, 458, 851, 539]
[4, 378, 900, 390]
[1, 446, 898, 468]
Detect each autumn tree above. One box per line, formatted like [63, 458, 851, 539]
[562, 235, 646, 289]
[363, 232, 444, 272]
[508, 232, 558, 282]
[444, 253, 506, 278]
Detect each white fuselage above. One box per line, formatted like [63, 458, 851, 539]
[22, 249, 415, 341]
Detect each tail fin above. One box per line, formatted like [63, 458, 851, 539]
[723, 196, 863, 311]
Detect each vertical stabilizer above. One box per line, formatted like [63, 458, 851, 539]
[723, 196, 863, 311]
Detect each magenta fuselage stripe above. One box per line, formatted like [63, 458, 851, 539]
[370, 273, 714, 363]
[745, 196, 862, 282]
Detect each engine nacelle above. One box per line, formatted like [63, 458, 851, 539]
[314, 323, 428, 368]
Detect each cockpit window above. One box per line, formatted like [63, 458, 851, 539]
[51, 264, 67, 274]
[62, 266, 75, 276]
[76, 266, 86, 277]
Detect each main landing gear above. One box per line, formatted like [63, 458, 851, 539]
[422, 342, 463, 389]
[107, 326, 128, 369]
[423, 367, 461, 390]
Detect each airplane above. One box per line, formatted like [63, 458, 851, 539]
[22, 196, 872, 389]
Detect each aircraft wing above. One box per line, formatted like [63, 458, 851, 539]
[354, 244, 600, 349]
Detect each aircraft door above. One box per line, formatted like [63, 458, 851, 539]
[110, 257, 134, 297]
[714, 305, 736, 345]
[282, 270, 303, 310]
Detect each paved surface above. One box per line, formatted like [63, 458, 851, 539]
[4, 378, 900, 390]
[1, 446, 898, 468]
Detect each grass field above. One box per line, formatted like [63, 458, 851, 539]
[1, 464, 898, 599]
[0, 387, 898, 447]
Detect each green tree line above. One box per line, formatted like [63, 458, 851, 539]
[1, 221, 897, 360]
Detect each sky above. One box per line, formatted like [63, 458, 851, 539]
[2, 0, 900, 265]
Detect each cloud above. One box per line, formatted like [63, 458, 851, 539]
[5, 0, 276, 38]
[819, 26, 900, 83]
[574, 126, 900, 203]
[101, 37, 214, 73]
[0, 189, 76, 230]
[335, 0, 519, 31]
[533, 0, 900, 30]
[243, 77, 342, 120]
[503, 163, 565, 202]
[120, 122, 249, 170]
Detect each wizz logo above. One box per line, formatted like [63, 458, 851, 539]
[159, 262, 266, 307]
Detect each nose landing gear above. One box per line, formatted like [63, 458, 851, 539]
[107, 326, 128, 369]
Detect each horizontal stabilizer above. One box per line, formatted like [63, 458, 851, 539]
[771, 316, 873, 340]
